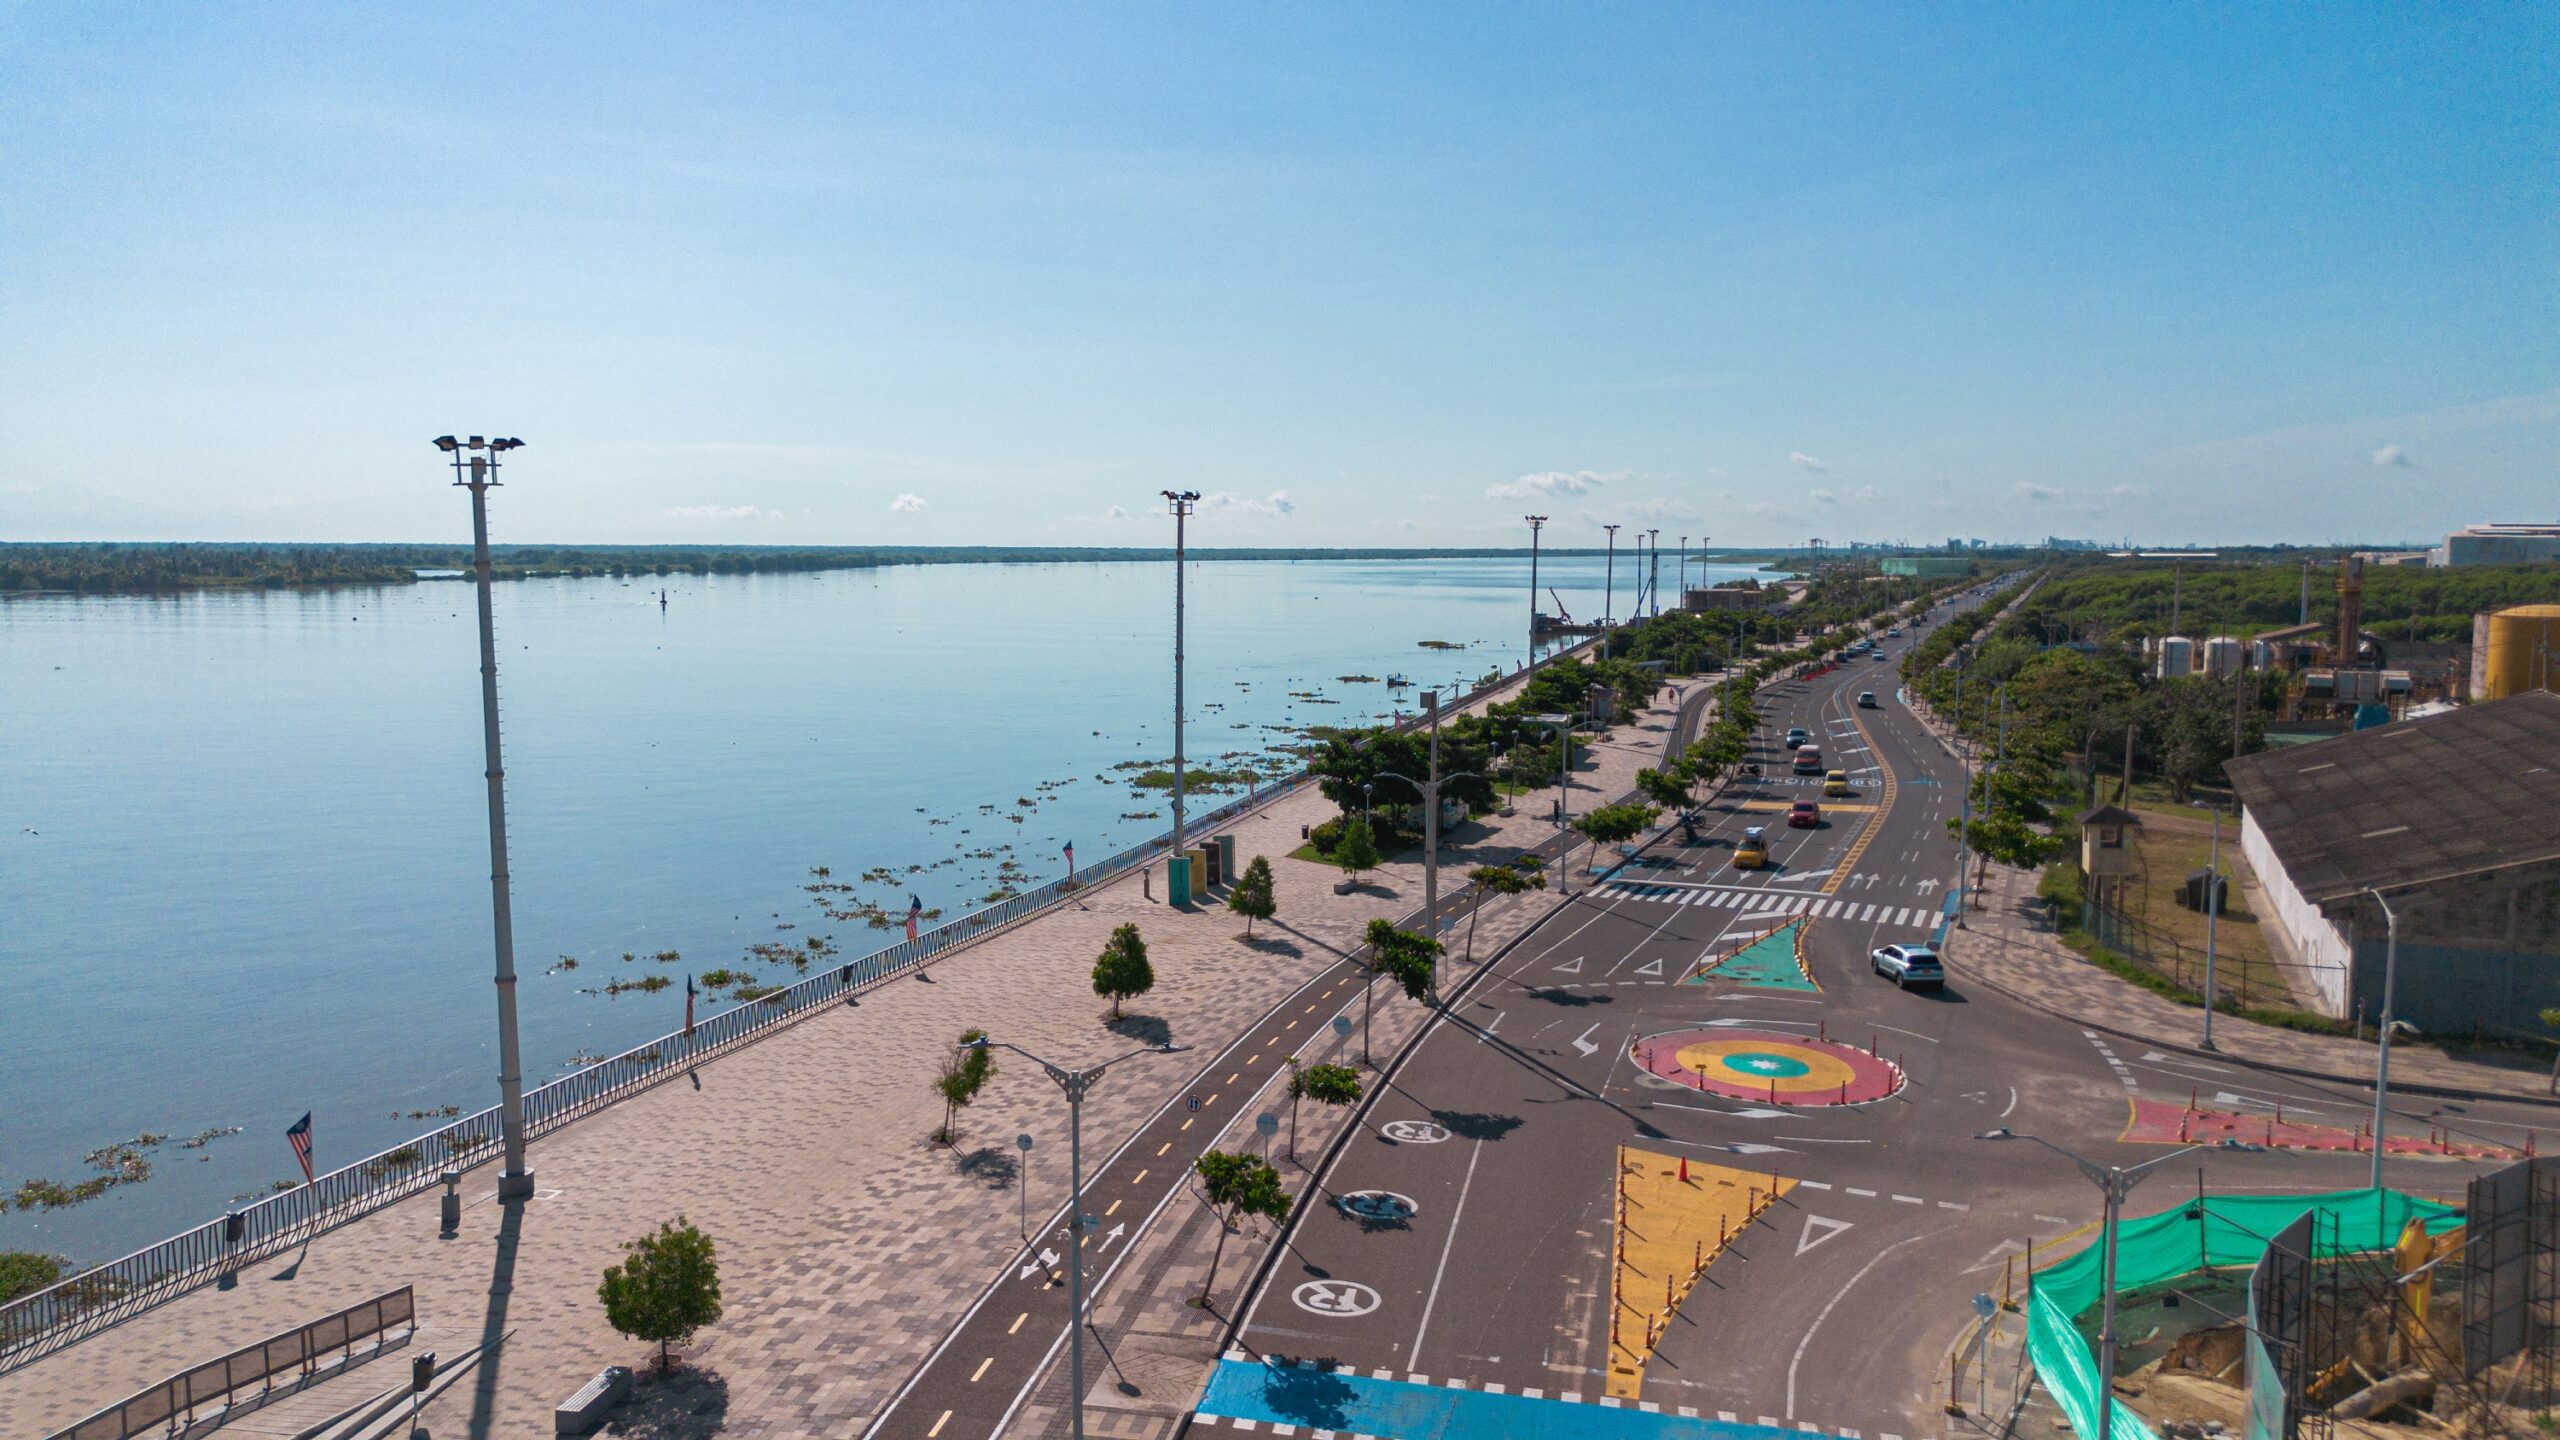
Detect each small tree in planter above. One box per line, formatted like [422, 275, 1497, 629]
[933, 1028, 995, 1147]
[1092, 923, 1154, 1020]
[1283, 1060, 1362, 1161]
[598, 1217, 723, 1371]
[1356, 918, 1445, 1062]
[1332, 816, 1380, 887]
[1571, 801, 1660, 876]
[1193, 1150, 1292, 1305]
[1228, 855, 1277, 938]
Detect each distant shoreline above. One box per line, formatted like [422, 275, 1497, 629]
[0, 542, 1790, 597]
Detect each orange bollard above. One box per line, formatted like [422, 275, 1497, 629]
[1694, 1239, 1702, 1273]
[1839, 1081, 1849, 1106]
[1667, 1274, 1675, 1307]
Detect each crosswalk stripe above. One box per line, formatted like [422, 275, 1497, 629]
[1858, 903, 1876, 921]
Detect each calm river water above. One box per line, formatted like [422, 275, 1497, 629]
[2, 552, 1761, 1262]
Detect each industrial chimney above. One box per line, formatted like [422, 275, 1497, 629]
[2336, 556, 2365, 663]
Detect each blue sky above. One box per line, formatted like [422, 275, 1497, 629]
[2, 4, 2552, 548]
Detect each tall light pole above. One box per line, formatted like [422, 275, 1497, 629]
[434, 434, 535, 1200]
[2365, 887, 2403, 1191]
[1380, 690, 1480, 996]
[1951, 650, 1972, 928]
[1525, 515, 1547, 673]
[1648, 529, 1662, 617]
[1530, 712, 1575, 894]
[1977, 1129, 2201, 1440]
[1677, 535, 1687, 605]
[2201, 807, 2222, 1051]
[1603, 524, 1621, 631]
[1164, 491, 1200, 861]
[968, 1038, 1185, 1440]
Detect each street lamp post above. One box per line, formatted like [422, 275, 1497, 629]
[1976, 1128, 2201, 1440]
[2201, 807, 2223, 1051]
[1529, 712, 1575, 894]
[969, 1037, 1187, 1440]
[1525, 515, 1547, 673]
[1648, 529, 1661, 617]
[1380, 690, 1481, 996]
[1164, 491, 1200, 861]
[434, 435, 535, 1200]
[1603, 524, 1621, 630]
[2365, 887, 2403, 1191]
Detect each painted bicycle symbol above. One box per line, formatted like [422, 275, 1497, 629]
[1379, 1120, 1449, 1145]
[1335, 1190, 1418, 1222]
[1292, 1280, 1382, 1318]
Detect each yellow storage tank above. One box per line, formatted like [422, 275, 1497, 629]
[2482, 604, 2560, 700]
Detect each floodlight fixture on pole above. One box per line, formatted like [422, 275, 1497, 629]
[1525, 515, 1548, 673]
[1975, 1128, 2202, 1440]
[1163, 491, 1200, 858]
[435, 432, 535, 1201]
[1602, 524, 1621, 630]
[969, 1035, 1188, 1440]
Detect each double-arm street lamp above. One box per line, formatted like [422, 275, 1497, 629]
[1378, 689, 1482, 994]
[2365, 886, 2405, 1191]
[1976, 1128, 2202, 1440]
[968, 1036, 1188, 1440]
[1529, 712, 1575, 895]
[1602, 524, 1621, 629]
[434, 434, 535, 1201]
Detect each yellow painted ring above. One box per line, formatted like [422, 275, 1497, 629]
[1675, 1038, 1862, 1093]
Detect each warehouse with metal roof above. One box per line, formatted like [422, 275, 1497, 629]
[2226, 690, 2560, 1036]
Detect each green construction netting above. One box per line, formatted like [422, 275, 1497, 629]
[2025, 1188, 2462, 1440]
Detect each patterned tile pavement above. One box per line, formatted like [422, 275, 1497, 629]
[0, 674, 1697, 1440]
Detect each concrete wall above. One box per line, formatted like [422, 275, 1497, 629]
[2239, 808, 2355, 1017]
[2345, 939, 2560, 1042]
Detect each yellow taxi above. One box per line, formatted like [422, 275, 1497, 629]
[1733, 826, 1770, 870]
[1824, 769, 1852, 796]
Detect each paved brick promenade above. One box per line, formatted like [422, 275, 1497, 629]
[0, 675, 1695, 1440]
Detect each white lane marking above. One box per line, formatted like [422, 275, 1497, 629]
[1408, 1138, 1487, 1366]
[1572, 1024, 1601, 1057]
[1785, 1230, 1951, 1418]
[2000, 1086, 2018, 1119]
[1847, 1187, 1877, 1197]
[1796, 1214, 1854, 1254]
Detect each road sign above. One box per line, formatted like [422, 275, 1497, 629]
[1292, 1279, 1381, 1317]
[1255, 1111, 1279, 1137]
[1015, 1133, 1034, 1152]
[1331, 1017, 1352, 1038]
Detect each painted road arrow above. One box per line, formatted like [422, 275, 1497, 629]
[1572, 1023, 1602, 1057]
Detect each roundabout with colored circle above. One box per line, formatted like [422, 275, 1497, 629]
[1631, 1027, 1903, 1105]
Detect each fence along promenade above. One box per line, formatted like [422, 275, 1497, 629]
[0, 647, 1587, 1375]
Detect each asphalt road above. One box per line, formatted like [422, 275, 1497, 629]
[862, 666, 1722, 1440]
[1217, 585, 2553, 1439]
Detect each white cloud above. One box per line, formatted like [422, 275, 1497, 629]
[2372, 445, 2410, 468]
[2016, 482, 2065, 501]
[1808, 488, 1838, 505]
[1487, 469, 1617, 499]
[2100, 484, 2148, 498]
[661, 504, 785, 521]
[1103, 504, 1130, 520]
[889, 493, 928, 513]
[1788, 452, 1827, 473]
[1203, 489, 1294, 517]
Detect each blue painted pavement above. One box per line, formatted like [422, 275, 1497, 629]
[1197, 1358, 1842, 1440]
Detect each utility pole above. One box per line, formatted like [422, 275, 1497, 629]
[1529, 713, 1575, 895]
[1164, 491, 1200, 859]
[2300, 557, 2311, 627]
[1603, 524, 1621, 631]
[1525, 515, 1548, 674]
[434, 434, 534, 1200]
[1648, 529, 1662, 617]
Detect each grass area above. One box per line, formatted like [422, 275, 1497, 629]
[2120, 827, 2293, 1005]
[1287, 838, 1418, 871]
[2054, 924, 2358, 1038]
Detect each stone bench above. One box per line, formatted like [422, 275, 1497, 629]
[556, 1365, 632, 1435]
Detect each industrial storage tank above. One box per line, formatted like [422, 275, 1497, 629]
[2480, 604, 2560, 700]
[2155, 635, 2195, 679]
[2201, 636, 2246, 677]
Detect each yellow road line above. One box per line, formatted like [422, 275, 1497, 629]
[1008, 1311, 1027, 1334]
[970, 1356, 993, 1382]
[1826, 703, 1898, 896]
[929, 1411, 952, 1437]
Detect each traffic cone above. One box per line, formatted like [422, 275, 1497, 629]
[1678, 1156, 1689, 1183]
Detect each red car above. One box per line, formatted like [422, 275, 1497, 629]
[1788, 800, 1822, 828]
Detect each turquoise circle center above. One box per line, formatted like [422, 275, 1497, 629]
[1725, 1051, 1811, 1078]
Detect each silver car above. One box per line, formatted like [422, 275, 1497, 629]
[1870, 944, 1944, 989]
